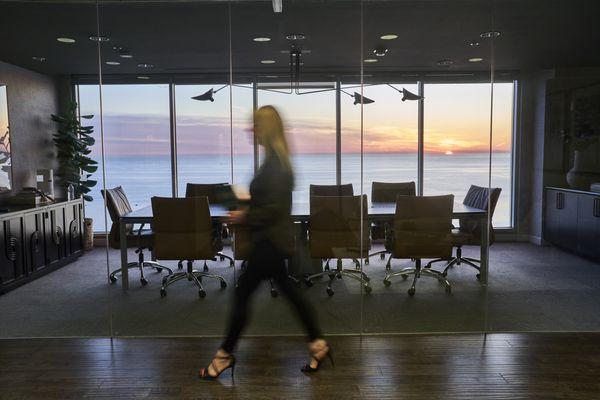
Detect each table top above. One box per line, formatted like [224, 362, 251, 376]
[122, 201, 486, 222]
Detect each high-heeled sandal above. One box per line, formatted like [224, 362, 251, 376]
[199, 354, 236, 381]
[301, 344, 334, 373]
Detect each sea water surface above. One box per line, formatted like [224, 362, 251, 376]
[87, 152, 512, 232]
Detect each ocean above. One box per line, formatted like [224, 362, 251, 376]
[86, 152, 512, 232]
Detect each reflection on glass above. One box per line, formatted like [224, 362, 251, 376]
[0, 85, 11, 192]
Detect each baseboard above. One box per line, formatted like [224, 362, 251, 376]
[496, 232, 543, 244]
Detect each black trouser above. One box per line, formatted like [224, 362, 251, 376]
[221, 240, 321, 353]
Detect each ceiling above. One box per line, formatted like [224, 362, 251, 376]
[1, 0, 599, 83]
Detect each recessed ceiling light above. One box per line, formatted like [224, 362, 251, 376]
[480, 31, 501, 38]
[468, 57, 484, 63]
[364, 58, 378, 63]
[119, 53, 133, 59]
[285, 33, 305, 40]
[137, 63, 154, 68]
[89, 35, 110, 42]
[260, 60, 276, 64]
[380, 34, 398, 40]
[56, 37, 75, 43]
[469, 41, 480, 47]
[436, 59, 455, 66]
[106, 61, 120, 65]
[137, 76, 150, 80]
[373, 47, 388, 57]
[253, 37, 271, 42]
[32, 56, 46, 62]
[264, 75, 279, 78]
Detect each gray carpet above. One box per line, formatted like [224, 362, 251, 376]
[1, 242, 600, 337]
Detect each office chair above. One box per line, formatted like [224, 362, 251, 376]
[367, 181, 416, 266]
[383, 195, 454, 296]
[101, 187, 173, 286]
[177, 183, 235, 271]
[152, 196, 227, 298]
[308, 183, 361, 270]
[428, 185, 502, 280]
[306, 195, 372, 296]
[231, 225, 300, 298]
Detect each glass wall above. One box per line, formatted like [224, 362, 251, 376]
[4, 0, 600, 341]
[0, 1, 109, 337]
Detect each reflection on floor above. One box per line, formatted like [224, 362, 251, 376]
[1, 243, 600, 337]
[2, 333, 599, 399]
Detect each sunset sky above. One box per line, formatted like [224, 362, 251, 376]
[80, 82, 513, 157]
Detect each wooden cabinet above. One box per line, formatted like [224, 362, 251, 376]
[544, 187, 600, 260]
[577, 194, 600, 259]
[0, 199, 83, 294]
[23, 211, 45, 273]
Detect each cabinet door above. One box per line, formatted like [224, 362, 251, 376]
[1, 218, 25, 283]
[44, 207, 66, 263]
[559, 192, 579, 252]
[577, 194, 600, 259]
[23, 212, 45, 273]
[544, 189, 561, 244]
[64, 203, 83, 255]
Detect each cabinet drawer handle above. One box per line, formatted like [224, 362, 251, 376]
[594, 198, 600, 218]
[556, 192, 565, 210]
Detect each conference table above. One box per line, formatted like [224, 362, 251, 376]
[119, 202, 489, 290]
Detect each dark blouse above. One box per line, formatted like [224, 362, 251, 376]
[246, 152, 294, 253]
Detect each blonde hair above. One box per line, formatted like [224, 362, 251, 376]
[254, 105, 293, 173]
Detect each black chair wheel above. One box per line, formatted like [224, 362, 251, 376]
[326, 287, 334, 297]
[442, 272, 448, 277]
[109, 276, 117, 284]
[271, 288, 279, 298]
[408, 287, 416, 296]
[304, 277, 313, 287]
[220, 280, 227, 289]
[177, 261, 183, 270]
[229, 261, 234, 267]
[380, 253, 385, 260]
[364, 285, 372, 294]
[155, 267, 163, 273]
[363, 276, 370, 282]
[365, 259, 369, 265]
[160, 288, 167, 297]
[220, 255, 225, 261]
[476, 273, 481, 280]
[445, 285, 452, 294]
[198, 289, 206, 298]
[203, 264, 209, 272]
[401, 274, 408, 280]
[140, 278, 148, 286]
[383, 279, 391, 287]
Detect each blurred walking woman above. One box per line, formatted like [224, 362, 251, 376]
[199, 105, 332, 380]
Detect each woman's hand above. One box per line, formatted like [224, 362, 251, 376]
[228, 209, 247, 225]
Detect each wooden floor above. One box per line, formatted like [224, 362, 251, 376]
[1, 333, 599, 399]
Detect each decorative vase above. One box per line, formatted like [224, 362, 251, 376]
[566, 149, 600, 190]
[83, 218, 94, 251]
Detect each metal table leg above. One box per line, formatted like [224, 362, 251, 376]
[479, 214, 489, 285]
[119, 217, 129, 290]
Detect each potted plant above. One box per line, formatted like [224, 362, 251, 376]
[52, 100, 98, 250]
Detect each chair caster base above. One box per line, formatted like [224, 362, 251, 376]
[140, 278, 148, 286]
[383, 279, 391, 287]
[177, 261, 183, 270]
[271, 288, 279, 298]
[476, 273, 481, 280]
[326, 287, 334, 296]
[198, 289, 206, 298]
[203, 265, 209, 272]
[109, 276, 117, 284]
[363, 285, 372, 294]
[220, 280, 227, 289]
[401, 274, 408, 280]
[160, 288, 167, 297]
[408, 287, 416, 296]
